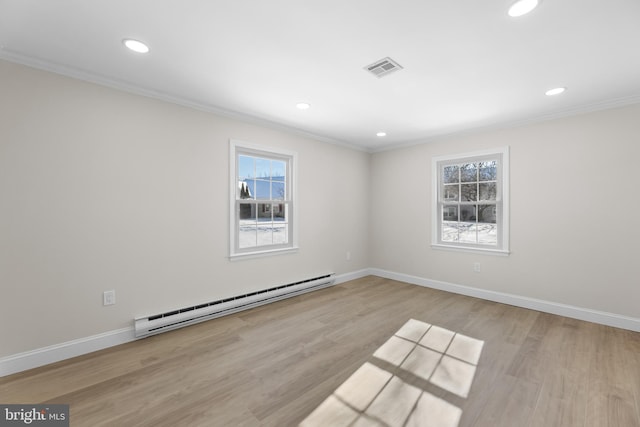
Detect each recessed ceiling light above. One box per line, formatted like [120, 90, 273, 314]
[123, 38, 150, 53]
[296, 102, 310, 110]
[376, 132, 387, 137]
[545, 87, 566, 96]
[508, 0, 540, 17]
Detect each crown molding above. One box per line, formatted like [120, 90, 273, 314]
[371, 94, 640, 153]
[0, 49, 369, 153]
[3, 48, 639, 156]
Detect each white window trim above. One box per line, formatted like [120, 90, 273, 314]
[431, 147, 510, 255]
[229, 139, 299, 260]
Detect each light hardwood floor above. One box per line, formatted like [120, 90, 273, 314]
[2, 276, 639, 426]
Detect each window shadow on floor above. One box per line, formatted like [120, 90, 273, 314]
[300, 319, 484, 427]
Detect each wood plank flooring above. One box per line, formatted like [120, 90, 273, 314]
[1, 276, 639, 426]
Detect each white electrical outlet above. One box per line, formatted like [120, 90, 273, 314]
[103, 290, 116, 306]
[473, 262, 481, 273]
[346, 251, 352, 261]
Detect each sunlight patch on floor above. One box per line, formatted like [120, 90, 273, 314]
[300, 319, 484, 427]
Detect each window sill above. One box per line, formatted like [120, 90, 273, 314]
[229, 246, 299, 261]
[431, 244, 510, 256]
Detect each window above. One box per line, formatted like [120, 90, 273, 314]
[229, 140, 297, 258]
[432, 147, 509, 254]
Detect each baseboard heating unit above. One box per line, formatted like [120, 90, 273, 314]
[134, 273, 335, 338]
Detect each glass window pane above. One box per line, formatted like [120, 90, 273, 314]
[238, 155, 254, 180]
[255, 179, 270, 199]
[442, 222, 459, 242]
[443, 206, 458, 221]
[434, 149, 506, 251]
[479, 161, 497, 181]
[255, 157, 271, 178]
[273, 203, 286, 220]
[240, 179, 255, 200]
[273, 223, 288, 245]
[239, 181, 252, 199]
[239, 203, 255, 221]
[232, 143, 295, 256]
[443, 184, 459, 202]
[460, 163, 478, 182]
[272, 181, 285, 200]
[479, 182, 496, 201]
[239, 225, 257, 248]
[272, 160, 286, 180]
[459, 205, 477, 222]
[257, 203, 272, 221]
[478, 224, 497, 244]
[478, 205, 496, 224]
[443, 165, 459, 184]
[460, 184, 477, 202]
[459, 223, 477, 243]
[257, 223, 273, 246]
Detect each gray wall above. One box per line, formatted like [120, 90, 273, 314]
[370, 104, 640, 318]
[0, 60, 370, 357]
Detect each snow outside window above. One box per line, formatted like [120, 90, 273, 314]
[229, 140, 298, 259]
[432, 147, 510, 255]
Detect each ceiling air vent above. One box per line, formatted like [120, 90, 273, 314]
[364, 57, 403, 78]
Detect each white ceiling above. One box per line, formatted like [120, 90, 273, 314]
[1, 0, 639, 151]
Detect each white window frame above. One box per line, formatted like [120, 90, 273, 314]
[432, 147, 510, 255]
[229, 139, 298, 259]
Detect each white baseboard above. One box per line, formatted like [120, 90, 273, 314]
[3, 267, 637, 378]
[369, 268, 640, 333]
[334, 269, 372, 284]
[0, 327, 135, 378]
[0, 269, 372, 378]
